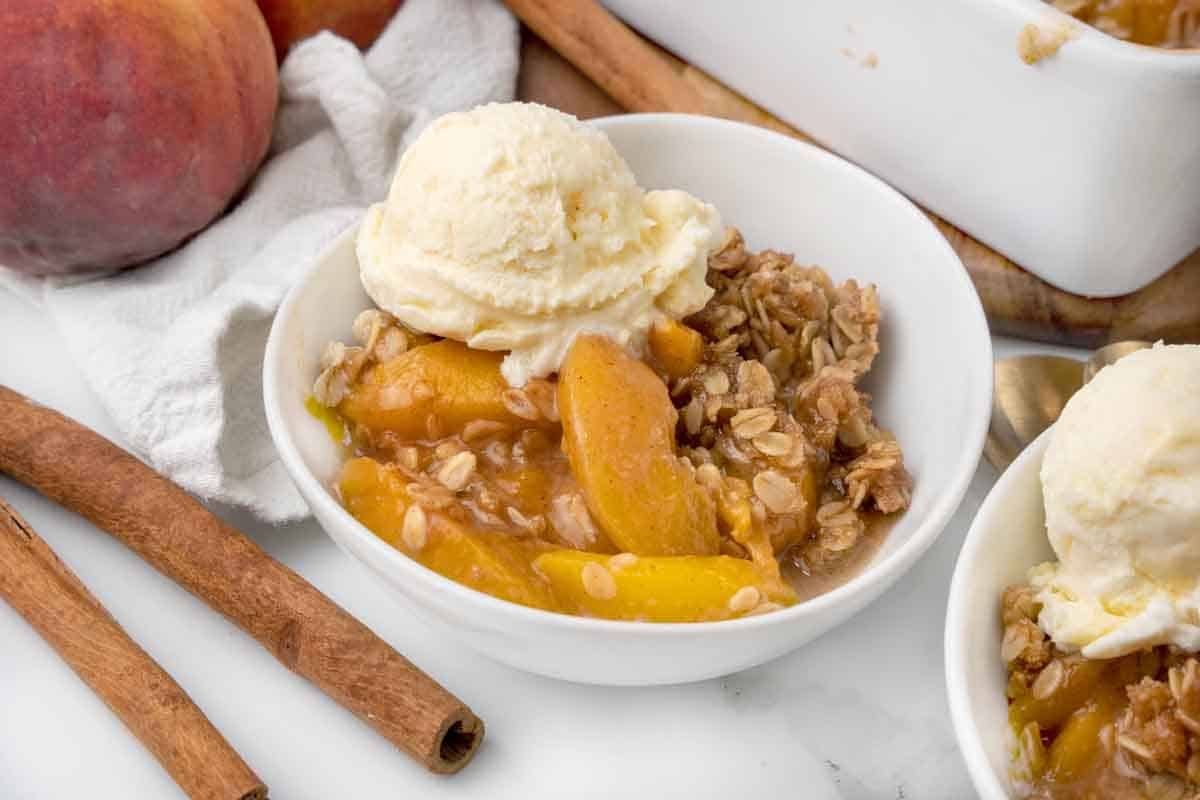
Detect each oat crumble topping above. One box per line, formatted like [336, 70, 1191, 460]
[1003, 582, 1200, 798]
[313, 227, 911, 621]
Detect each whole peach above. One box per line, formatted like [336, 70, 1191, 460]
[256, 0, 403, 59]
[0, 0, 278, 275]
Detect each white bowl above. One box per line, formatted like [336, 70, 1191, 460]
[264, 113, 992, 685]
[946, 430, 1055, 798]
[604, 0, 1200, 297]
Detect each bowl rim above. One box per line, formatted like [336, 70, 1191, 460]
[264, 112, 993, 637]
[944, 427, 1054, 799]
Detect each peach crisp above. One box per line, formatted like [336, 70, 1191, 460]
[311, 229, 911, 622]
[1004, 586, 1200, 799]
[1000, 344, 1200, 798]
[1051, 0, 1199, 48]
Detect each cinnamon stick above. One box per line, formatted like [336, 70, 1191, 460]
[0, 496, 266, 800]
[505, 0, 708, 114]
[0, 385, 483, 775]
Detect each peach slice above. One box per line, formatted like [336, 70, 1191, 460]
[338, 457, 558, 611]
[533, 550, 796, 622]
[716, 488, 780, 580]
[647, 319, 704, 379]
[1008, 658, 1107, 731]
[1045, 692, 1122, 782]
[339, 339, 556, 440]
[558, 335, 720, 556]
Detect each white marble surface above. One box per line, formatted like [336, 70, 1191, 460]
[0, 289, 1082, 799]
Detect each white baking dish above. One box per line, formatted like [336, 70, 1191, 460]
[604, 0, 1200, 298]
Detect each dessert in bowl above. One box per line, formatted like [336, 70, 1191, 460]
[1050, 0, 1199, 47]
[948, 344, 1200, 798]
[265, 105, 991, 685]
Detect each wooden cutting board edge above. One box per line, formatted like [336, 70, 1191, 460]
[517, 30, 1200, 348]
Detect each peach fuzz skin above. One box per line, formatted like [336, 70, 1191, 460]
[0, 0, 278, 274]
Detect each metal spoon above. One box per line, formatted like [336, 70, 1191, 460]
[984, 341, 1152, 470]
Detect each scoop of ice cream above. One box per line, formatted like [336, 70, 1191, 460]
[1033, 343, 1200, 658]
[356, 102, 721, 386]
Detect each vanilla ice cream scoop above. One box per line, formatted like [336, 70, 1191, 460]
[356, 102, 721, 386]
[1033, 343, 1200, 658]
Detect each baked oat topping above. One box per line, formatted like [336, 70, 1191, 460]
[548, 493, 601, 551]
[581, 561, 617, 600]
[1002, 581, 1200, 798]
[435, 451, 477, 492]
[727, 585, 761, 613]
[672, 229, 910, 575]
[401, 504, 428, 551]
[608, 553, 638, 572]
[320, 227, 910, 622]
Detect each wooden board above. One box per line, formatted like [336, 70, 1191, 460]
[516, 28, 1200, 347]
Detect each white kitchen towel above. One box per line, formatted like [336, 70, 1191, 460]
[0, 0, 519, 522]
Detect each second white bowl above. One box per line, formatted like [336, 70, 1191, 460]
[265, 113, 992, 685]
[946, 430, 1055, 798]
